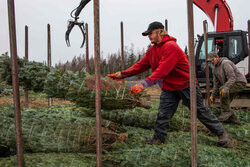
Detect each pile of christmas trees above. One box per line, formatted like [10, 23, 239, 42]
[0, 105, 249, 166]
[1, 55, 248, 166]
[0, 55, 149, 110]
[0, 105, 126, 156]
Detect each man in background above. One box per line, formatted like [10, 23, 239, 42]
[208, 52, 247, 124]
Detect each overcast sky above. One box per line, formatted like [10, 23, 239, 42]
[0, 0, 249, 66]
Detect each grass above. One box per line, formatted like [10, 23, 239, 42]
[0, 92, 249, 166]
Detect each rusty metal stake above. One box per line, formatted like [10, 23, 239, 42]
[7, 0, 25, 166]
[121, 21, 125, 70]
[165, 19, 168, 32]
[47, 24, 52, 106]
[24, 25, 29, 107]
[203, 20, 210, 107]
[187, 0, 197, 166]
[85, 23, 89, 73]
[93, 0, 102, 166]
[248, 20, 250, 81]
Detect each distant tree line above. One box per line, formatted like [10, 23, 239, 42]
[1, 44, 188, 80]
[55, 44, 152, 79]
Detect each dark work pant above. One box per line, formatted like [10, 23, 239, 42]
[220, 82, 246, 112]
[154, 85, 225, 142]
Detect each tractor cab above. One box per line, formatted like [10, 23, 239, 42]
[195, 30, 249, 84]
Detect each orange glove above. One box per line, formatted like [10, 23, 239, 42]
[130, 82, 145, 94]
[209, 96, 215, 103]
[107, 72, 122, 80]
[220, 87, 229, 98]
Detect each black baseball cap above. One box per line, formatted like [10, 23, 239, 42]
[142, 21, 164, 36]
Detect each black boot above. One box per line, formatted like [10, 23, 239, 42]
[217, 130, 231, 148]
[145, 134, 165, 145]
[228, 114, 241, 125]
[218, 111, 233, 122]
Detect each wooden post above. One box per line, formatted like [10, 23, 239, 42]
[24, 25, 29, 107]
[47, 24, 52, 106]
[121, 21, 125, 70]
[203, 20, 210, 107]
[7, 0, 25, 166]
[165, 19, 168, 32]
[248, 20, 250, 81]
[85, 23, 89, 73]
[187, 0, 197, 166]
[93, 0, 102, 166]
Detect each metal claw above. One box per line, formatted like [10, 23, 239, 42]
[65, 20, 75, 47]
[65, 20, 86, 48]
[77, 22, 86, 48]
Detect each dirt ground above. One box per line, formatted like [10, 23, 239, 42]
[145, 88, 162, 96]
[0, 96, 73, 108]
[0, 85, 161, 108]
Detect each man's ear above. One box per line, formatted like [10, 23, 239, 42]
[157, 29, 161, 36]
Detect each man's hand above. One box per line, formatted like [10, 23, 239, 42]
[209, 96, 215, 103]
[130, 82, 146, 94]
[107, 72, 122, 80]
[220, 87, 229, 98]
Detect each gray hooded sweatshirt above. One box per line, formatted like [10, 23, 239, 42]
[212, 57, 247, 97]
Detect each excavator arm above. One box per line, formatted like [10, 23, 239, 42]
[65, 0, 234, 47]
[193, 0, 233, 32]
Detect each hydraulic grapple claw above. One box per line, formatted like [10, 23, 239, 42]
[65, 20, 75, 47]
[65, 20, 86, 48]
[78, 22, 86, 48]
[65, 33, 71, 47]
[65, 0, 90, 48]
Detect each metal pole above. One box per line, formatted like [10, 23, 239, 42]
[121, 21, 125, 70]
[93, 0, 102, 166]
[203, 20, 210, 107]
[165, 19, 168, 32]
[7, 0, 25, 166]
[25, 25, 29, 107]
[187, 0, 197, 166]
[47, 24, 52, 106]
[248, 20, 250, 81]
[85, 23, 89, 73]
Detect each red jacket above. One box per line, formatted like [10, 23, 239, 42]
[121, 35, 190, 91]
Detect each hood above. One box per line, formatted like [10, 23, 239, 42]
[157, 35, 177, 47]
[217, 57, 228, 66]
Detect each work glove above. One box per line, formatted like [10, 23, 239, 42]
[130, 82, 146, 94]
[107, 72, 122, 80]
[220, 87, 229, 98]
[209, 96, 215, 103]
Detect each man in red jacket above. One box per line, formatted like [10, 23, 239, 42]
[108, 21, 230, 147]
